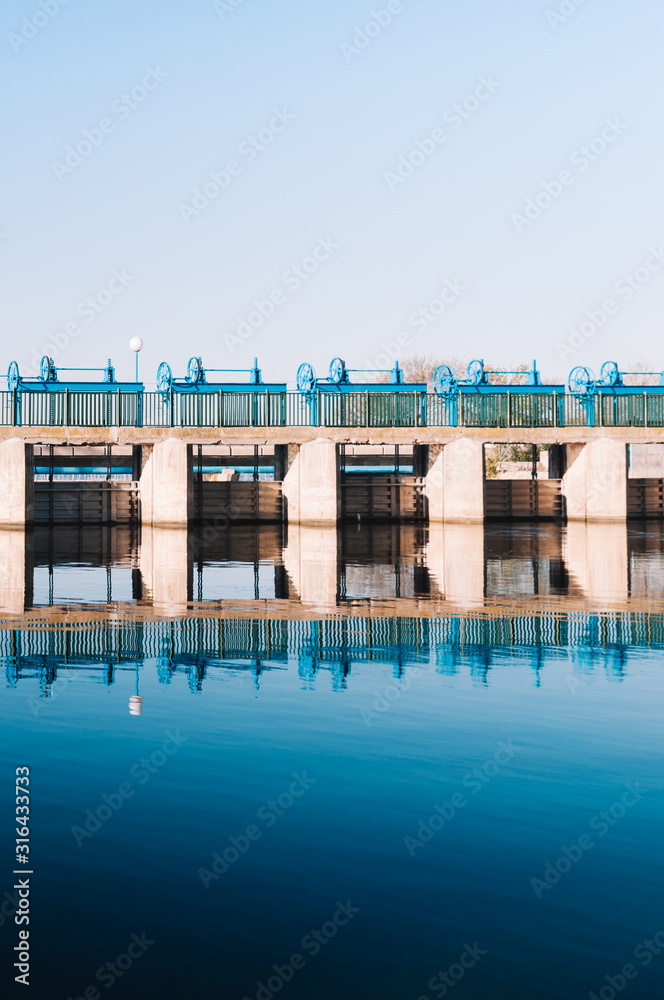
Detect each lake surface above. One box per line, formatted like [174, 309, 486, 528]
[1, 524, 663, 999]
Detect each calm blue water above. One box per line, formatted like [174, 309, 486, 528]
[2, 608, 663, 1000]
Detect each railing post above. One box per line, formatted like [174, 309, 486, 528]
[365, 390, 369, 428]
[420, 390, 427, 427]
[317, 389, 321, 427]
[169, 388, 174, 428]
[65, 388, 69, 427]
[644, 391, 648, 428]
[11, 388, 17, 427]
[218, 389, 223, 428]
[507, 390, 511, 429]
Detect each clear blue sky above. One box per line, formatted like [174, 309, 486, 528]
[3, 0, 663, 386]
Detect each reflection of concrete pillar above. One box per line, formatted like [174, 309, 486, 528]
[283, 524, 338, 607]
[0, 529, 27, 614]
[139, 441, 192, 525]
[283, 440, 339, 523]
[140, 526, 191, 610]
[0, 441, 33, 526]
[562, 440, 627, 520]
[563, 521, 628, 602]
[426, 522, 485, 606]
[443, 439, 485, 522]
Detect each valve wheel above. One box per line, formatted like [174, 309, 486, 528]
[329, 357, 345, 384]
[297, 362, 316, 394]
[600, 361, 619, 386]
[433, 364, 456, 395]
[40, 355, 54, 382]
[7, 361, 19, 391]
[187, 356, 202, 384]
[467, 359, 484, 385]
[568, 365, 594, 396]
[156, 361, 172, 393]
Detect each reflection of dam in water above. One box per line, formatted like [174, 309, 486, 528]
[4, 611, 662, 697]
[1, 521, 664, 614]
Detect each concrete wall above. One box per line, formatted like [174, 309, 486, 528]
[629, 443, 664, 478]
[562, 439, 627, 521]
[0, 440, 34, 526]
[139, 441, 193, 525]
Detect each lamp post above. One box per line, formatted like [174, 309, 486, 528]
[129, 337, 143, 382]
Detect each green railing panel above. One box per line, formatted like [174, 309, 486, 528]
[7, 388, 664, 429]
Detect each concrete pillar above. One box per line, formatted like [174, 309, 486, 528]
[0, 440, 33, 526]
[0, 529, 28, 614]
[139, 441, 192, 525]
[282, 440, 339, 524]
[426, 440, 485, 522]
[563, 521, 628, 603]
[283, 524, 338, 607]
[139, 526, 192, 610]
[426, 522, 485, 606]
[562, 440, 627, 521]
[279, 444, 301, 523]
[424, 444, 444, 522]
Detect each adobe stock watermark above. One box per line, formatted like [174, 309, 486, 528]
[361, 276, 466, 374]
[530, 783, 647, 898]
[589, 928, 664, 1000]
[419, 942, 487, 1000]
[27, 674, 68, 719]
[8, 0, 73, 54]
[360, 665, 425, 726]
[384, 76, 501, 192]
[197, 771, 316, 887]
[51, 67, 168, 180]
[555, 246, 664, 361]
[241, 900, 360, 1000]
[23, 269, 135, 376]
[511, 117, 627, 233]
[545, 0, 591, 31]
[65, 932, 155, 1000]
[212, 0, 248, 19]
[404, 741, 521, 856]
[223, 237, 339, 353]
[179, 107, 295, 223]
[71, 730, 188, 846]
[340, 1, 408, 63]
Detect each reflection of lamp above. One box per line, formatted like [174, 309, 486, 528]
[129, 661, 143, 716]
[129, 337, 143, 383]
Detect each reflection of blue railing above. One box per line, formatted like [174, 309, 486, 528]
[3, 613, 664, 694]
[4, 388, 664, 427]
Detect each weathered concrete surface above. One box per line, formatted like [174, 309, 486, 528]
[562, 439, 627, 521]
[282, 440, 339, 523]
[629, 443, 664, 478]
[3, 426, 664, 447]
[0, 440, 34, 526]
[140, 441, 193, 525]
[441, 439, 485, 522]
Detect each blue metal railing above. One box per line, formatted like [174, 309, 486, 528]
[1, 389, 663, 429]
